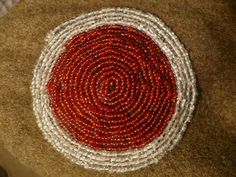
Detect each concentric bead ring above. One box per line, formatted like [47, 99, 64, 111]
[31, 7, 197, 172]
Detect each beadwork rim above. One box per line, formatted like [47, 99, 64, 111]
[31, 7, 197, 172]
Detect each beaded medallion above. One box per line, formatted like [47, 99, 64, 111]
[32, 8, 197, 172]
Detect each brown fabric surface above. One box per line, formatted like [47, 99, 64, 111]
[0, 0, 235, 177]
[0, 0, 19, 17]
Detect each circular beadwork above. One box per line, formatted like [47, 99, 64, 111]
[32, 8, 197, 172]
[46, 25, 177, 151]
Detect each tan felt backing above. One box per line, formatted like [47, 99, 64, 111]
[0, 0, 235, 177]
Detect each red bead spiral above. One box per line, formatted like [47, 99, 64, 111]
[46, 25, 177, 151]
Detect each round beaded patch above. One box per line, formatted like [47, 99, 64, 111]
[32, 8, 197, 172]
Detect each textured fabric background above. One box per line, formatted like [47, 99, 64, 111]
[0, 0, 235, 177]
[0, 0, 19, 17]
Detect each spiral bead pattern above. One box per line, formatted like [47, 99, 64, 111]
[46, 25, 177, 151]
[31, 8, 197, 172]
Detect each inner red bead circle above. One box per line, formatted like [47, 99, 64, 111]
[46, 25, 177, 151]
